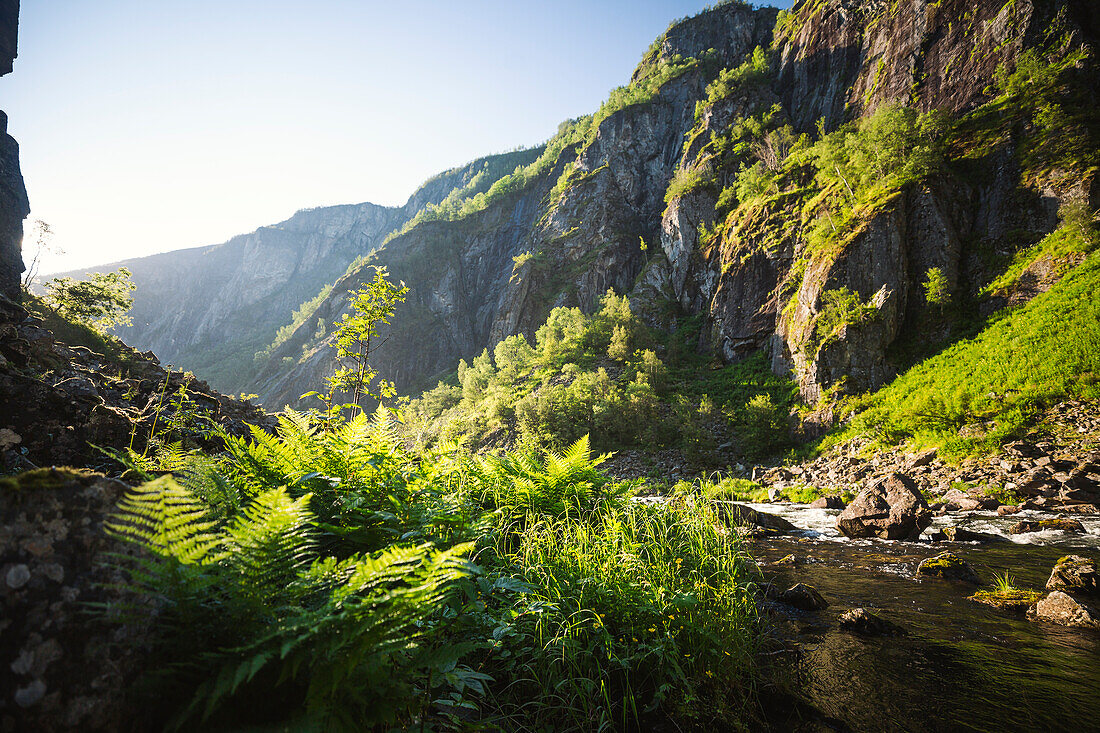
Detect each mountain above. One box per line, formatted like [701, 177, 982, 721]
[246, 0, 1100, 411]
[48, 147, 542, 392]
[48, 0, 1099, 419]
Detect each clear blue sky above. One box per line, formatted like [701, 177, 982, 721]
[3, 0, 790, 274]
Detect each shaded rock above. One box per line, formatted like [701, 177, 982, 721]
[0, 468, 152, 730]
[778, 583, 828, 611]
[1010, 518, 1086, 535]
[1029, 591, 1100, 628]
[714, 502, 797, 532]
[810, 495, 846, 509]
[839, 607, 906, 636]
[836, 473, 931, 540]
[997, 505, 1022, 516]
[942, 526, 1003, 543]
[916, 552, 980, 584]
[1046, 555, 1099, 597]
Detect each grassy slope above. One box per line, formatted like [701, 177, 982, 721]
[838, 251, 1100, 458]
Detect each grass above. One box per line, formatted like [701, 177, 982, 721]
[21, 294, 148, 377]
[837, 252, 1100, 459]
[969, 572, 1043, 611]
[101, 411, 763, 731]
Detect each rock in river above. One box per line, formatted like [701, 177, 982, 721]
[1046, 555, 1099, 596]
[916, 552, 981, 584]
[836, 473, 931, 540]
[778, 583, 829, 611]
[839, 607, 907, 636]
[714, 502, 797, 533]
[1010, 518, 1086, 535]
[1029, 591, 1100, 628]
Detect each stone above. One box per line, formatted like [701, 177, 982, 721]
[997, 505, 1022, 516]
[1046, 555, 1099, 596]
[839, 607, 906, 636]
[910, 449, 937, 468]
[916, 552, 980, 584]
[941, 488, 980, 511]
[6, 562, 29, 588]
[942, 526, 1002, 543]
[836, 473, 931, 540]
[713, 502, 797, 532]
[14, 680, 46, 708]
[778, 583, 828, 611]
[1009, 518, 1086, 535]
[1029, 591, 1100, 628]
[810, 495, 846, 509]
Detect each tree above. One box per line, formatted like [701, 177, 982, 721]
[326, 266, 408, 410]
[923, 267, 951, 309]
[42, 267, 135, 331]
[21, 219, 62, 292]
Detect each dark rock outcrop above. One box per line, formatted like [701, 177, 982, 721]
[836, 473, 931, 540]
[778, 583, 828, 611]
[839, 607, 906, 636]
[1010, 518, 1086, 535]
[0, 1, 27, 301]
[0, 468, 149, 730]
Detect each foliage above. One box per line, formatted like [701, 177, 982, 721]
[809, 287, 878, 355]
[843, 252, 1100, 458]
[41, 267, 136, 332]
[403, 293, 797, 459]
[310, 266, 408, 414]
[254, 283, 333, 364]
[923, 267, 951, 307]
[20, 219, 59, 292]
[107, 404, 761, 730]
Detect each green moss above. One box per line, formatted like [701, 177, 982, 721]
[969, 588, 1043, 610]
[0, 467, 97, 494]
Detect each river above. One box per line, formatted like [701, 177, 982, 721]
[744, 503, 1100, 732]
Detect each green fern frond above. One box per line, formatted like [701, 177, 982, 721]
[108, 476, 223, 565]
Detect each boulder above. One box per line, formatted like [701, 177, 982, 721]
[942, 526, 1003, 543]
[997, 505, 1022, 516]
[1029, 591, 1100, 628]
[714, 502, 797, 532]
[836, 473, 931, 540]
[1046, 555, 1099, 596]
[916, 552, 981, 584]
[778, 583, 828, 611]
[839, 607, 907, 636]
[941, 488, 981, 511]
[810, 495, 846, 509]
[1009, 518, 1086, 535]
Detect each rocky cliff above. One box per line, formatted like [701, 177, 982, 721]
[0, 0, 28, 301]
[247, 0, 1098, 411]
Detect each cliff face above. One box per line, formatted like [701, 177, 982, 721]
[59, 0, 1099, 412]
[0, 0, 27, 301]
[249, 0, 1097, 410]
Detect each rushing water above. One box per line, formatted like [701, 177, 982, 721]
[742, 503, 1100, 732]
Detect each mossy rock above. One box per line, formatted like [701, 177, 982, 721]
[1046, 555, 1099, 596]
[916, 552, 981, 584]
[969, 588, 1043, 611]
[0, 467, 99, 496]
